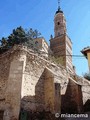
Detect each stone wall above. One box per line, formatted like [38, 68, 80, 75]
[44, 68, 55, 113]
[81, 79, 90, 112]
[21, 48, 67, 113]
[61, 78, 83, 113]
[4, 51, 26, 120]
[19, 46, 84, 115]
[0, 45, 87, 120]
[0, 52, 11, 114]
[0, 47, 27, 120]
[76, 76, 90, 108]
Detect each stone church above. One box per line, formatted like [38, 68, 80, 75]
[0, 2, 90, 120]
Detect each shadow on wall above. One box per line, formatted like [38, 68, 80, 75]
[61, 79, 83, 114]
[19, 68, 59, 120]
[19, 109, 57, 120]
[19, 72, 45, 120]
[0, 110, 4, 120]
[84, 99, 90, 112]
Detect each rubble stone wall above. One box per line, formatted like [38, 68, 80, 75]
[21, 49, 67, 113]
[0, 46, 88, 120]
[0, 53, 11, 112]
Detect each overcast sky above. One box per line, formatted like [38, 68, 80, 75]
[0, 0, 90, 76]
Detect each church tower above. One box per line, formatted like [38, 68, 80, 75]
[50, 0, 73, 72]
[54, 6, 66, 37]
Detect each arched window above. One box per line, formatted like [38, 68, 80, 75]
[57, 22, 60, 25]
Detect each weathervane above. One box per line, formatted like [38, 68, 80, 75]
[58, 0, 61, 10]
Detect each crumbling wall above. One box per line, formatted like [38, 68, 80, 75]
[21, 47, 68, 114]
[21, 54, 45, 112]
[5, 52, 26, 120]
[82, 79, 90, 112]
[44, 68, 55, 113]
[0, 53, 11, 112]
[61, 79, 83, 113]
[0, 46, 86, 120]
[0, 47, 27, 120]
[77, 76, 90, 110]
[20, 46, 84, 115]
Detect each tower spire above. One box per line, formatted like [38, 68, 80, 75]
[56, 0, 63, 14]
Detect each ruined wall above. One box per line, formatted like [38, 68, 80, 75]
[20, 46, 68, 114]
[77, 76, 90, 109]
[21, 53, 45, 111]
[0, 45, 86, 120]
[0, 53, 11, 112]
[11, 46, 83, 116]
[61, 79, 83, 113]
[76, 77, 90, 112]
[82, 79, 90, 105]
[44, 68, 55, 113]
[4, 50, 26, 120]
[0, 47, 27, 120]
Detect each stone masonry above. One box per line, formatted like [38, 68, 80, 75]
[0, 45, 90, 120]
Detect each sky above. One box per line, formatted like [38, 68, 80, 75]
[0, 0, 90, 76]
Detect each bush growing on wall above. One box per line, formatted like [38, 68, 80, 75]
[0, 26, 41, 54]
[84, 72, 90, 81]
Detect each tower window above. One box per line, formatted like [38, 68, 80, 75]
[57, 22, 60, 25]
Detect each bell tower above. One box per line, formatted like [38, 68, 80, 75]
[54, 0, 66, 37]
[50, 0, 73, 72]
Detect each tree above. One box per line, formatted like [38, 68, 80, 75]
[25, 28, 41, 39]
[84, 72, 90, 81]
[7, 26, 26, 46]
[0, 37, 7, 46]
[0, 26, 41, 54]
